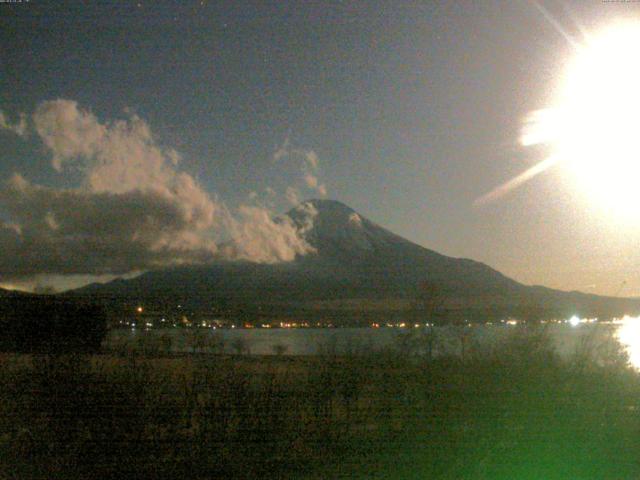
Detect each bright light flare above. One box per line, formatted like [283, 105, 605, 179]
[526, 22, 640, 220]
[480, 21, 640, 214]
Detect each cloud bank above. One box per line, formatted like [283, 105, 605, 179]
[0, 100, 320, 284]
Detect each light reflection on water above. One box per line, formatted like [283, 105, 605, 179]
[615, 316, 640, 369]
[106, 317, 640, 363]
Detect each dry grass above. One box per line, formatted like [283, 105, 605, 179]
[0, 326, 639, 479]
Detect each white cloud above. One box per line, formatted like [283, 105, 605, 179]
[272, 136, 328, 200]
[292, 201, 319, 232]
[33, 100, 107, 171]
[219, 205, 316, 263]
[0, 100, 318, 282]
[303, 172, 327, 198]
[285, 186, 301, 205]
[304, 150, 319, 170]
[303, 172, 318, 189]
[0, 173, 219, 277]
[0, 110, 28, 137]
[272, 135, 290, 162]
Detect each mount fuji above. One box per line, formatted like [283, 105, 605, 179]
[70, 199, 640, 323]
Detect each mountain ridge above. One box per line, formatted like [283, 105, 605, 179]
[70, 199, 640, 322]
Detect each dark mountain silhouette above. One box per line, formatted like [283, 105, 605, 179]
[0, 287, 31, 298]
[71, 199, 640, 322]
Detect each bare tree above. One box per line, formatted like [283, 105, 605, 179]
[186, 327, 210, 354]
[272, 343, 289, 356]
[231, 337, 250, 355]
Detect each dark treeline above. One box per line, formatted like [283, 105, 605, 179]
[0, 296, 107, 354]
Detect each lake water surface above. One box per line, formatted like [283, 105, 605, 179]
[105, 316, 640, 367]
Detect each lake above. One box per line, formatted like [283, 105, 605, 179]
[105, 316, 640, 367]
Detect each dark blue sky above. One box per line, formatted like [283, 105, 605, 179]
[2, 1, 640, 294]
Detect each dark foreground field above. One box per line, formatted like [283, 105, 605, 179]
[1, 326, 640, 479]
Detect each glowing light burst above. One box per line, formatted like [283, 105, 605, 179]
[615, 316, 640, 369]
[478, 19, 640, 220]
[540, 23, 640, 219]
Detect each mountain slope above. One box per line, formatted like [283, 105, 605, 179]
[72, 199, 640, 321]
[0, 287, 31, 298]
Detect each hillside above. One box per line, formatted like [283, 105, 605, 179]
[71, 200, 640, 322]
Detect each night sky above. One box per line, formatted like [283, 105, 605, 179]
[2, 0, 640, 295]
